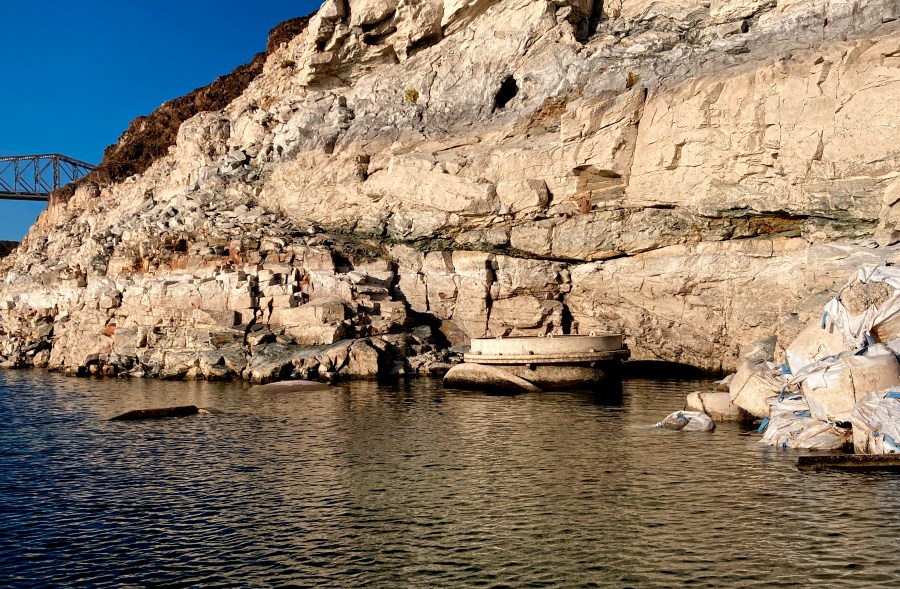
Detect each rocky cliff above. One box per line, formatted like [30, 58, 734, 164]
[3, 0, 900, 380]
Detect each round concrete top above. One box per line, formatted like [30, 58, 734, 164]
[469, 333, 623, 356]
[463, 348, 630, 365]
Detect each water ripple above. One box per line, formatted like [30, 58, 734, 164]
[1, 372, 899, 587]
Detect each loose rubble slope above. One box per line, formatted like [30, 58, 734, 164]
[4, 0, 900, 379]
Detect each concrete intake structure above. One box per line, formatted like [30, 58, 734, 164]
[444, 334, 629, 392]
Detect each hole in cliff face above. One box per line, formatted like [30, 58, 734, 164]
[586, 1, 604, 38]
[406, 32, 443, 58]
[493, 76, 519, 111]
[331, 251, 354, 272]
[360, 10, 398, 45]
[362, 26, 398, 46]
[560, 299, 573, 335]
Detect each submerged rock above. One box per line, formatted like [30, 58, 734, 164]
[252, 379, 334, 392]
[443, 363, 540, 395]
[685, 391, 751, 423]
[110, 405, 223, 421]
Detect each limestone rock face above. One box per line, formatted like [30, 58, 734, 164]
[3, 0, 900, 379]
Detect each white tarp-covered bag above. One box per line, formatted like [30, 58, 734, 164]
[794, 344, 900, 423]
[729, 360, 788, 418]
[759, 394, 851, 450]
[850, 390, 900, 454]
[822, 265, 900, 348]
[785, 318, 851, 374]
[655, 411, 715, 432]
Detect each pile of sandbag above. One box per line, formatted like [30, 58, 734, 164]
[656, 266, 900, 446]
[753, 342, 900, 452]
[791, 344, 900, 422]
[755, 265, 900, 453]
[820, 265, 900, 350]
[666, 264, 900, 453]
[759, 393, 851, 450]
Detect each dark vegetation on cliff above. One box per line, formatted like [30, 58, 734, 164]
[53, 13, 314, 204]
[0, 241, 18, 258]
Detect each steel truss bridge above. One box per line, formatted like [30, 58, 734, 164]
[0, 154, 94, 201]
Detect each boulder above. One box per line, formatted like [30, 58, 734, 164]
[443, 363, 541, 394]
[341, 340, 383, 378]
[800, 344, 900, 422]
[685, 391, 750, 422]
[111, 406, 202, 420]
[245, 343, 299, 384]
[252, 379, 334, 392]
[496, 179, 549, 214]
[729, 360, 785, 419]
[785, 318, 849, 375]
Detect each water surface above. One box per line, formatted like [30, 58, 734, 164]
[0, 371, 898, 587]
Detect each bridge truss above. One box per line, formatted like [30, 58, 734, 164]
[0, 154, 94, 201]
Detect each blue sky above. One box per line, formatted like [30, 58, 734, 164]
[0, 0, 321, 240]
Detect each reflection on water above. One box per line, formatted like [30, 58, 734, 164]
[1, 371, 899, 587]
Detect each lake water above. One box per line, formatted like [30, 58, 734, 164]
[1, 370, 898, 587]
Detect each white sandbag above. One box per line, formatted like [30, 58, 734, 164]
[759, 394, 851, 450]
[685, 391, 750, 422]
[729, 360, 787, 418]
[767, 393, 810, 414]
[790, 421, 853, 450]
[798, 344, 900, 423]
[655, 411, 715, 432]
[823, 265, 900, 348]
[850, 390, 900, 454]
[759, 395, 811, 448]
[872, 313, 900, 344]
[784, 318, 850, 374]
[885, 337, 900, 357]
